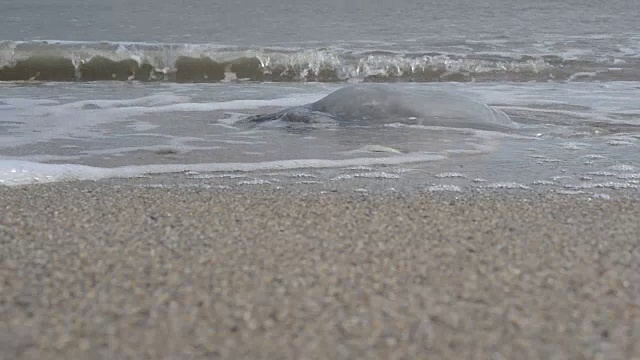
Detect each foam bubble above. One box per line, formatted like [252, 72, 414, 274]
[582, 154, 606, 160]
[585, 171, 617, 177]
[348, 166, 375, 171]
[566, 182, 638, 190]
[0, 152, 442, 186]
[0, 160, 116, 186]
[330, 174, 353, 181]
[556, 190, 586, 195]
[561, 142, 588, 150]
[426, 184, 462, 192]
[616, 173, 640, 179]
[353, 172, 401, 179]
[609, 164, 636, 172]
[237, 179, 272, 186]
[296, 180, 322, 185]
[484, 182, 531, 190]
[331, 172, 401, 181]
[434, 172, 467, 178]
[531, 180, 555, 185]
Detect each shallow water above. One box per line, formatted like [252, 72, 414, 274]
[1, 81, 639, 197]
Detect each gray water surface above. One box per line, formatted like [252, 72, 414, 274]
[2, 0, 638, 53]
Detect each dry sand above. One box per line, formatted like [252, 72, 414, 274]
[1, 182, 639, 359]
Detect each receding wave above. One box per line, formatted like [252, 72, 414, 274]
[1, 40, 639, 83]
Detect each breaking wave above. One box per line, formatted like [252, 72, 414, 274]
[1, 40, 640, 83]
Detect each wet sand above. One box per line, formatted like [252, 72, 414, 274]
[1, 182, 639, 359]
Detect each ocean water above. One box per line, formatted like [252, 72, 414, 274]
[1, 0, 640, 195]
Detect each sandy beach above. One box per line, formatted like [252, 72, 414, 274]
[1, 182, 639, 359]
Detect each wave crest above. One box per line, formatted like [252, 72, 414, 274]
[1, 40, 639, 83]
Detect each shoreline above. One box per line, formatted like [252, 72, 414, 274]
[2, 182, 639, 359]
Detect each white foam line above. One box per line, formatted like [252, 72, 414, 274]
[56, 95, 319, 113]
[0, 152, 445, 186]
[133, 96, 320, 113]
[426, 184, 462, 192]
[499, 106, 593, 118]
